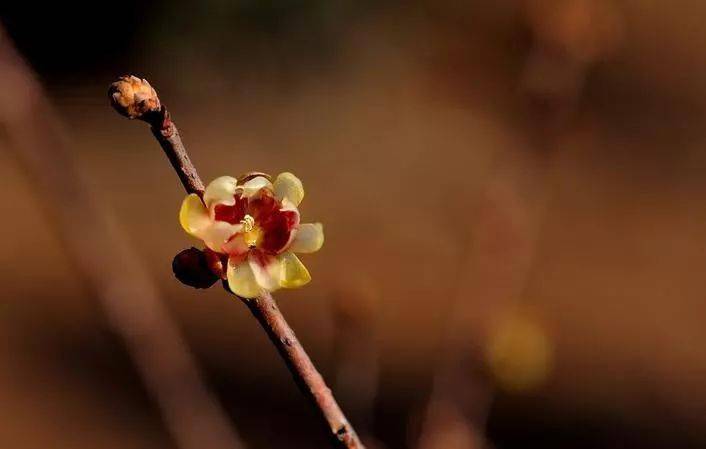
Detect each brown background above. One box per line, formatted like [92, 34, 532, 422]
[1, 1, 706, 448]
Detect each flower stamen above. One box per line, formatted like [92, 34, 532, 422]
[240, 214, 255, 232]
[240, 214, 262, 249]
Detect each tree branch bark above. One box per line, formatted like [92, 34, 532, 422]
[244, 292, 364, 448]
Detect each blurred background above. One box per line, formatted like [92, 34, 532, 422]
[1, 1, 706, 448]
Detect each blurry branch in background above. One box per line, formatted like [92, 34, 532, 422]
[416, 183, 529, 449]
[331, 279, 387, 449]
[109, 75, 366, 449]
[416, 1, 624, 448]
[0, 28, 246, 449]
[522, 0, 623, 132]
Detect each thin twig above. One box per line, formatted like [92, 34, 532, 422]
[244, 292, 364, 449]
[109, 75, 365, 449]
[0, 29, 246, 449]
[146, 107, 205, 197]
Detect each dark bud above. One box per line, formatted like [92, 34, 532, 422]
[172, 247, 219, 289]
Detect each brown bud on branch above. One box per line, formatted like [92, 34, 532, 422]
[172, 247, 220, 289]
[109, 75, 161, 120]
[109, 75, 205, 196]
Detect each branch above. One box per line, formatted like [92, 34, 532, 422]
[109, 77, 204, 196]
[109, 75, 365, 449]
[245, 292, 364, 448]
[0, 30, 246, 449]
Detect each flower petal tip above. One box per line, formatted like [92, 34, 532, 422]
[289, 223, 324, 254]
[273, 172, 304, 206]
[204, 176, 239, 208]
[279, 252, 312, 288]
[227, 259, 263, 298]
[179, 193, 209, 236]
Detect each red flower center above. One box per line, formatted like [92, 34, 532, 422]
[214, 188, 299, 255]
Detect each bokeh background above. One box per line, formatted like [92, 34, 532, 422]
[1, 1, 706, 448]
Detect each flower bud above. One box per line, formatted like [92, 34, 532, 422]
[172, 247, 219, 289]
[109, 75, 161, 119]
[203, 248, 227, 279]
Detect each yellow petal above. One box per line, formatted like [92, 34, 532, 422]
[204, 176, 238, 208]
[289, 223, 324, 254]
[249, 254, 283, 292]
[227, 257, 262, 298]
[278, 252, 311, 288]
[240, 176, 273, 198]
[273, 172, 304, 206]
[202, 222, 242, 253]
[179, 194, 210, 237]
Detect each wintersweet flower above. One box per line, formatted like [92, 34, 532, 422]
[179, 172, 324, 298]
